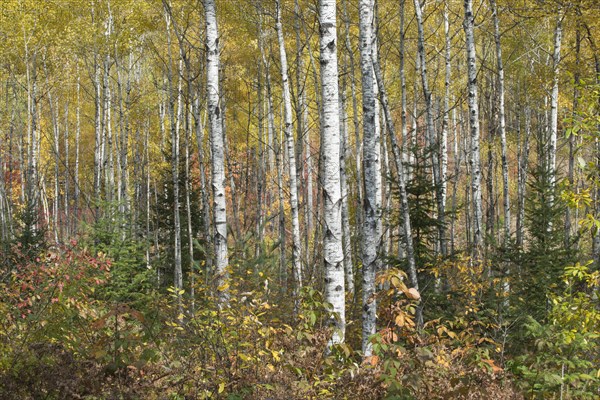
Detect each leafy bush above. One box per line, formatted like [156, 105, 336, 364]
[509, 262, 600, 399]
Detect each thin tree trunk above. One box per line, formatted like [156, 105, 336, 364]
[463, 0, 484, 255]
[490, 0, 510, 243]
[339, 64, 354, 298]
[399, 0, 409, 180]
[548, 10, 563, 195]
[293, 0, 312, 266]
[566, 28, 581, 246]
[119, 54, 132, 221]
[104, 53, 114, 205]
[194, 97, 211, 271]
[258, 11, 274, 174]
[47, 85, 60, 243]
[372, 54, 421, 327]
[263, 47, 287, 287]
[342, 0, 363, 232]
[92, 6, 103, 223]
[206, 0, 229, 302]
[25, 46, 39, 231]
[256, 49, 265, 258]
[74, 61, 81, 232]
[185, 94, 195, 307]
[582, 22, 600, 265]
[63, 100, 70, 239]
[276, 0, 303, 303]
[516, 103, 531, 248]
[359, 0, 381, 356]
[414, 0, 446, 257]
[164, 9, 182, 292]
[440, 0, 451, 250]
[145, 120, 152, 271]
[451, 102, 462, 253]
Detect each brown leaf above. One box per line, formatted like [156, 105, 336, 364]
[405, 287, 421, 300]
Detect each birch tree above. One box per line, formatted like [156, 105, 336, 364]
[275, 0, 302, 302]
[206, 0, 229, 302]
[440, 0, 451, 243]
[490, 0, 510, 243]
[342, 0, 363, 231]
[359, 0, 381, 356]
[372, 50, 421, 327]
[548, 10, 563, 194]
[164, 7, 182, 293]
[319, 0, 345, 346]
[414, 0, 446, 257]
[463, 0, 483, 254]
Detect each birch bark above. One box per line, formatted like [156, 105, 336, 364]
[548, 11, 563, 195]
[359, 0, 381, 356]
[164, 10, 182, 292]
[372, 55, 421, 326]
[414, 0, 446, 256]
[206, 0, 229, 302]
[342, 0, 363, 231]
[320, 0, 345, 346]
[276, 0, 303, 302]
[463, 0, 484, 254]
[490, 0, 510, 243]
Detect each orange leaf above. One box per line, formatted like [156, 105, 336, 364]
[363, 355, 380, 366]
[481, 359, 503, 374]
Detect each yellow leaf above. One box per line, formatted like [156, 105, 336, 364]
[271, 350, 281, 362]
[395, 313, 405, 327]
[218, 282, 230, 292]
[218, 382, 225, 394]
[390, 275, 403, 289]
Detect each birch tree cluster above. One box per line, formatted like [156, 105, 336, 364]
[0, 0, 599, 398]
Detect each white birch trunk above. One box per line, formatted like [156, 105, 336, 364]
[276, 0, 303, 302]
[490, 0, 511, 243]
[399, 0, 408, 158]
[463, 0, 484, 254]
[206, 0, 229, 302]
[63, 100, 70, 238]
[342, 0, 363, 230]
[372, 54, 421, 326]
[517, 104, 531, 248]
[359, 0, 381, 356]
[320, 0, 345, 346]
[450, 102, 462, 253]
[549, 11, 563, 194]
[441, 0, 451, 243]
[74, 61, 81, 232]
[414, 0, 446, 256]
[258, 11, 274, 174]
[164, 10, 182, 292]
